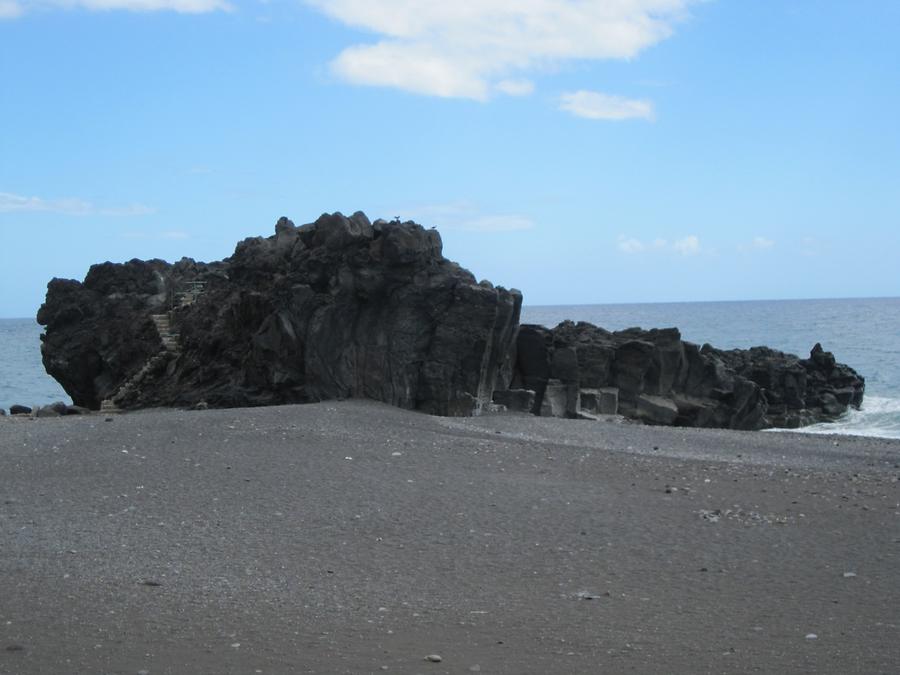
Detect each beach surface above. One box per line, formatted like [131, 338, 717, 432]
[1, 400, 899, 674]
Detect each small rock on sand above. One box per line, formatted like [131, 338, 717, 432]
[425, 654, 443, 663]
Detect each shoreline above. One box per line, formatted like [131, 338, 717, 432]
[4, 398, 900, 443]
[2, 400, 899, 673]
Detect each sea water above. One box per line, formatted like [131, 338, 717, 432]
[0, 318, 70, 412]
[3, 297, 899, 438]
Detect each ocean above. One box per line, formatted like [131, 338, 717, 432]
[3, 297, 899, 438]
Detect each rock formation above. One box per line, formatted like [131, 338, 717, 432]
[38, 213, 522, 415]
[501, 321, 865, 430]
[37, 211, 865, 430]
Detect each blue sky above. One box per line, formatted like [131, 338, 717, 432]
[1, 0, 898, 318]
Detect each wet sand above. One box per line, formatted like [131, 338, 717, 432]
[1, 401, 899, 674]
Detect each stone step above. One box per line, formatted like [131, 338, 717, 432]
[150, 313, 180, 351]
[107, 315, 182, 404]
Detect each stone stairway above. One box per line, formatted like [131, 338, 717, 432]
[100, 313, 181, 412]
[151, 313, 180, 351]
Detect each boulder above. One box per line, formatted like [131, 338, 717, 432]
[9, 405, 31, 415]
[35, 402, 67, 418]
[539, 380, 579, 418]
[580, 388, 619, 415]
[635, 394, 679, 426]
[38, 213, 522, 417]
[492, 389, 535, 414]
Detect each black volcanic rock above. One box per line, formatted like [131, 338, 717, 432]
[38, 212, 522, 415]
[36, 210, 864, 431]
[506, 321, 864, 430]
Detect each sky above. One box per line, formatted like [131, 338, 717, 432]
[1, 0, 899, 318]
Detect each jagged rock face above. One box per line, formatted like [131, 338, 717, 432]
[509, 321, 864, 430]
[38, 212, 522, 415]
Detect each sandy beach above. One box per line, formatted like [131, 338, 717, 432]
[1, 401, 898, 674]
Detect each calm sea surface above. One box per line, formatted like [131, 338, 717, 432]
[3, 297, 899, 437]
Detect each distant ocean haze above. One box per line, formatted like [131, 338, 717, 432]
[3, 297, 899, 437]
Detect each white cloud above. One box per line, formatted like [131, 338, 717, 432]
[0, 0, 231, 18]
[70, 0, 231, 10]
[673, 234, 700, 255]
[619, 234, 701, 255]
[307, 0, 696, 100]
[617, 235, 645, 254]
[332, 42, 489, 99]
[0, 1, 23, 19]
[559, 90, 654, 121]
[737, 236, 775, 252]
[495, 79, 535, 97]
[0, 191, 154, 216]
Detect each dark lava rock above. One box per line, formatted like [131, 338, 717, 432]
[38, 213, 522, 416]
[34, 401, 71, 418]
[9, 405, 31, 415]
[507, 321, 864, 430]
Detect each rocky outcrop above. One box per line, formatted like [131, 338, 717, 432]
[38, 213, 521, 416]
[503, 321, 864, 430]
[36, 210, 864, 431]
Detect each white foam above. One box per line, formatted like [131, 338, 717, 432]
[799, 396, 900, 439]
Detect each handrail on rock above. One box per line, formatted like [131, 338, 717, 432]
[169, 280, 207, 311]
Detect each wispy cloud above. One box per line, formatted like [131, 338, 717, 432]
[618, 233, 702, 256]
[307, 0, 697, 102]
[559, 90, 654, 121]
[617, 235, 645, 254]
[0, 191, 154, 216]
[494, 79, 535, 97]
[0, 0, 23, 19]
[739, 236, 775, 252]
[0, 0, 231, 19]
[673, 234, 700, 255]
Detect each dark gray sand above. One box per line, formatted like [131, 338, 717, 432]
[1, 401, 898, 674]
